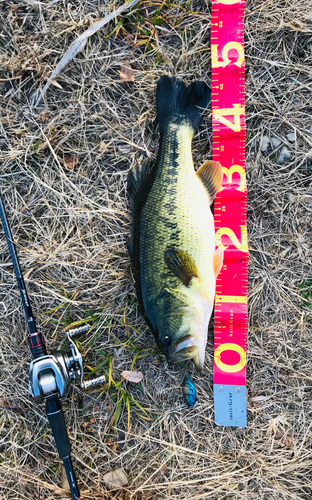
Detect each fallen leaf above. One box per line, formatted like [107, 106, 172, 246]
[121, 370, 143, 383]
[38, 111, 49, 123]
[82, 422, 88, 428]
[1, 400, 24, 414]
[252, 395, 268, 402]
[60, 154, 80, 169]
[284, 435, 294, 448]
[107, 438, 118, 452]
[90, 417, 96, 424]
[119, 62, 135, 82]
[98, 141, 107, 153]
[103, 468, 128, 490]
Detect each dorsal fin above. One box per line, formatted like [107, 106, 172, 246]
[127, 160, 157, 315]
[127, 161, 154, 220]
[196, 160, 223, 204]
[127, 160, 156, 266]
[164, 248, 199, 287]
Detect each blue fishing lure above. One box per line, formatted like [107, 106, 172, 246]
[183, 374, 197, 407]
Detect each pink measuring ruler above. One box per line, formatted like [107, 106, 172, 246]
[211, 0, 248, 426]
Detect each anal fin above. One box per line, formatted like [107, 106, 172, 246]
[213, 247, 224, 277]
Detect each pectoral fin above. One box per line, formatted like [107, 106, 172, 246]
[196, 160, 223, 204]
[164, 248, 199, 287]
[213, 247, 224, 277]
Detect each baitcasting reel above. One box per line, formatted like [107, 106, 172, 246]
[29, 324, 105, 403]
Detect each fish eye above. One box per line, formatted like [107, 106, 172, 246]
[162, 336, 171, 346]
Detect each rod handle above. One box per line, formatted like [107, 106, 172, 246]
[45, 396, 71, 458]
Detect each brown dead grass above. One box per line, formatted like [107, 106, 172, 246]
[1, 0, 312, 499]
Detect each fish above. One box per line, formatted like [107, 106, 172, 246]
[127, 75, 224, 370]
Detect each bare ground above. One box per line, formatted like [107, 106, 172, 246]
[0, 0, 312, 499]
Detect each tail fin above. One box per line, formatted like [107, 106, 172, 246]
[156, 75, 210, 133]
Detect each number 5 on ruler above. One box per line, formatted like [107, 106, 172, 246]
[212, 42, 244, 68]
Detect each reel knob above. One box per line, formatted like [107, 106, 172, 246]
[81, 375, 106, 390]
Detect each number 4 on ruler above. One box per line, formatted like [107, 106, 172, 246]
[213, 104, 245, 133]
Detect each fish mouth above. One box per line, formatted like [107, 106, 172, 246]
[168, 335, 204, 370]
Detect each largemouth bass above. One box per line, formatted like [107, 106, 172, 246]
[127, 76, 223, 370]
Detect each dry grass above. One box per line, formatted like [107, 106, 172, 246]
[1, 0, 312, 498]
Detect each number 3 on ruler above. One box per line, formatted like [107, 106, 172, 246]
[215, 225, 248, 252]
[221, 165, 246, 192]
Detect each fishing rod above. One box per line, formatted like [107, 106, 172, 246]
[0, 193, 105, 500]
